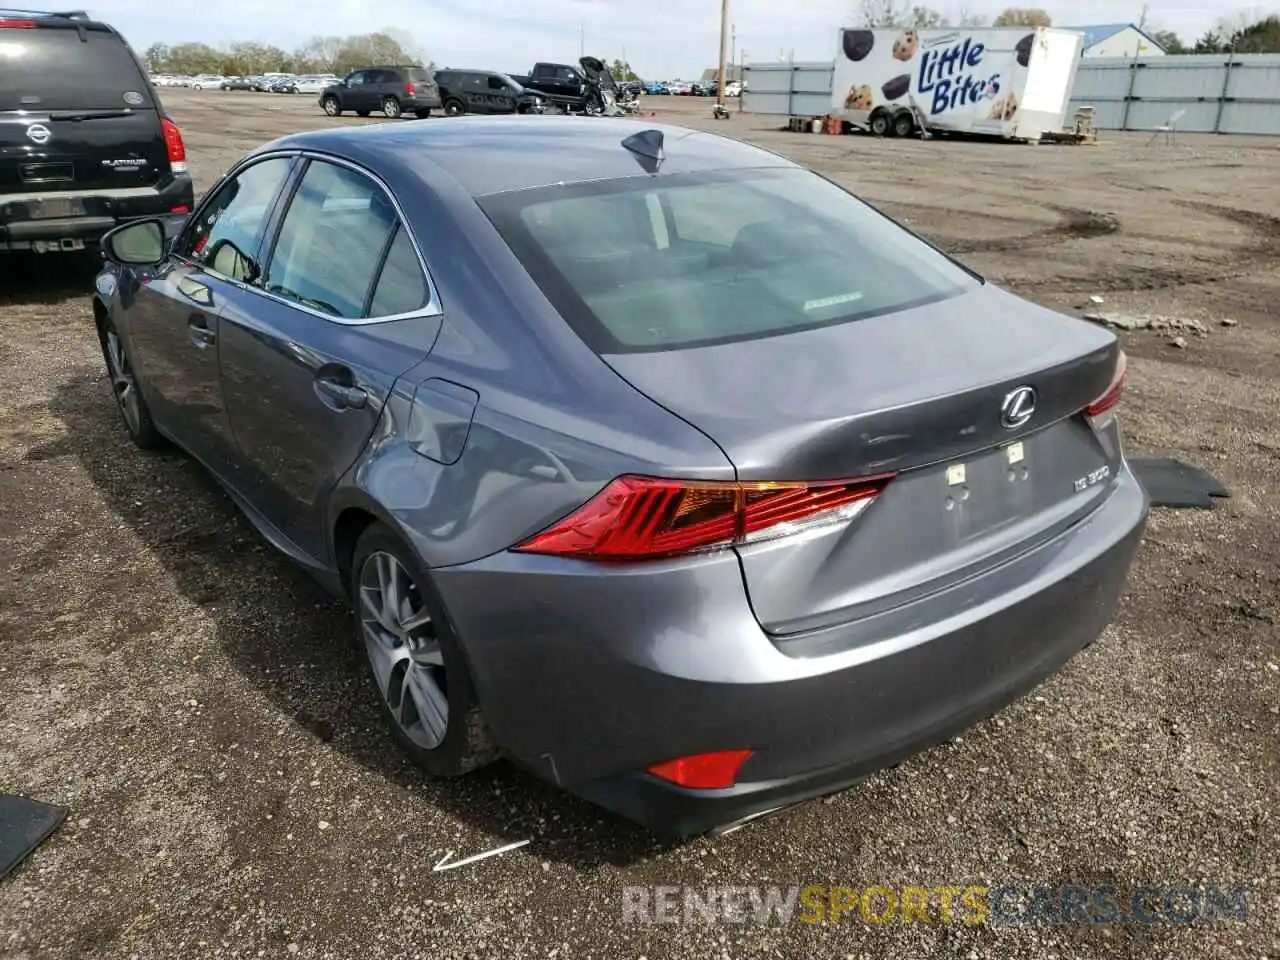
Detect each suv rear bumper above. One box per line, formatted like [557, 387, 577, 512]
[0, 176, 194, 251]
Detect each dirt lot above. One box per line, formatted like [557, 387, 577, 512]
[1, 90, 1277, 959]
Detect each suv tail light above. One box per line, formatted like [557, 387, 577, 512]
[404, 82, 416, 96]
[1085, 350, 1127, 420]
[513, 473, 894, 561]
[0, 18, 38, 27]
[160, 118, 187, 174]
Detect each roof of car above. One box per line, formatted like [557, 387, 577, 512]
[266, 117, 796, 197]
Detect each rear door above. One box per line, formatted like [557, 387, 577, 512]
[0, 20, 169, 196]
[217, 157, 442, 559]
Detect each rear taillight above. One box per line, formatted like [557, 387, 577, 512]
[0, 18, 37, 27]
[160, 118, 187, 174]
[647, 750, 753, 789]
[1086, 350, 1127, 419]
[513, 473, 894, 561]
[404, 82, 416, 96]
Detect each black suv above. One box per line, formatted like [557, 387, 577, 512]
[319, 66, 442, 119]
[434, 69, 546, 116]
[0, 9, 194, 255]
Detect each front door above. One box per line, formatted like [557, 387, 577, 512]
[125, 155, 294, 475]
[217, 156, 442, 560]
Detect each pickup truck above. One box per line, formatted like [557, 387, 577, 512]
[510, 57, 624, 115]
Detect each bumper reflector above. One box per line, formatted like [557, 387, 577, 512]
[646, 749, 753, 790]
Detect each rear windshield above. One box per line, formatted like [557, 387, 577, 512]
[0, 25, 154, 112]
[404, 67, 434, 82]
[480, 168, 977, 353]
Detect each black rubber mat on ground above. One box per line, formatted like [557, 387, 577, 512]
[0, 794, 67, 879]
[1130, 457, 1231, 509]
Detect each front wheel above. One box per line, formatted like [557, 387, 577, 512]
[869, 111, 891, 137]
[382, 97, 402, 119]
[96, 316, 164, 450]
[322, 96, 341, 116]
[352, 524, 497, 777]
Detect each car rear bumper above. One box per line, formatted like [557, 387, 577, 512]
[0, 176, 194, 251]
[428, 466, 1148, 837]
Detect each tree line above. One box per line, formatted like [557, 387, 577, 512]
[142, 31, 428, 77]
[854, 3, 1280, 55]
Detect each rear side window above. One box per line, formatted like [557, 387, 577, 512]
[368, 227, 428, 317]
[0, 25, 154, 112]
[264, 160, 400, 319]
[481, 168, 977, 353]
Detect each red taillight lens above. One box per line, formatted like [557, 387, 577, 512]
[647, 750, 753, 789]
[513, 473, 893, 561]
[1086, 350, 1127, 418]
[404, 82, 416, 95]
[170, 205, 190, 214]
[160, 118, 187, 174]
[0, 18, 38, 27]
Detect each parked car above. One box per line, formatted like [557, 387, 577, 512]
[0, 9, 194, 255]
[319, 66, 441, 119]
[434, 69, 546, 116]
[725, 80, 743, 97]
[668, 80, 693, 95]
[295, 75, 338, 95]
[190, 74, 224, 90]
[221, 76, 265, 92]
[266, 77, 298, 94]
[645, 81, 669, 95]
[90, 118, 1146, 837]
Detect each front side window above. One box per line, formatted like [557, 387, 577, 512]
[481, 168, 978, 353]
[263, 160, 415, 319]
[176, 156, 293, 282]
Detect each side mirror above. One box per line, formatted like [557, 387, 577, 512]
[102, 218, 166, 266]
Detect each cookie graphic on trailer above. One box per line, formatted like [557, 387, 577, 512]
[892, 28, 919, 61]
[843, 29, 875, 62]
[844, 84, 874, 110]
[989, 90, 1019, 121]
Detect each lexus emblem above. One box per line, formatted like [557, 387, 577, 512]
[26, 123, 52, 145]
[1000, 386, 1037, 429]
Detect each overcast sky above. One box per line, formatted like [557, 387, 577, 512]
[93, 0, 1269, 78]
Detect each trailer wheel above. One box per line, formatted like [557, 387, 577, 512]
[869, 110, 891, 137]
[892, 112, 915, 138]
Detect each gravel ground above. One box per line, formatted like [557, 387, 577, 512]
[0, 91, 1276, 960]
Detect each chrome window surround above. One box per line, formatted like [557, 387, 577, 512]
[175, 148, 443, 326]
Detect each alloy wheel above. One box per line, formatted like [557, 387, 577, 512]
[358, 551, 449, 749]
[104, 330, 142, 435]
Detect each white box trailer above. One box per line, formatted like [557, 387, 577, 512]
[832, 26, 1084, 140]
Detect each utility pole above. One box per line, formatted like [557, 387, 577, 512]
[717, 0, 731, 106]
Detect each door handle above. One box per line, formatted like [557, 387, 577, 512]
[188, 316, 216, 348]
[315, 378, 368, 410]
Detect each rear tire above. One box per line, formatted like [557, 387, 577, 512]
[351, 523, 497, 778]
[892, 112, 915, 138]
[382, 97, 402, 119]
[322, 96, 341, 117]
[444, 98, 466, 117]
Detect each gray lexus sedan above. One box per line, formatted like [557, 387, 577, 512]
[91, 117, 1148, 836]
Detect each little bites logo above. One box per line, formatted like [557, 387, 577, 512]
[917, 34, 1001, 117]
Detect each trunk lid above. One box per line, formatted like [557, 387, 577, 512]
[0, 20, 168, 194]
[603, 284, 1123, 634]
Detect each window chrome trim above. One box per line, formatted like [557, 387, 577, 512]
[177, 148, 444, 327]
